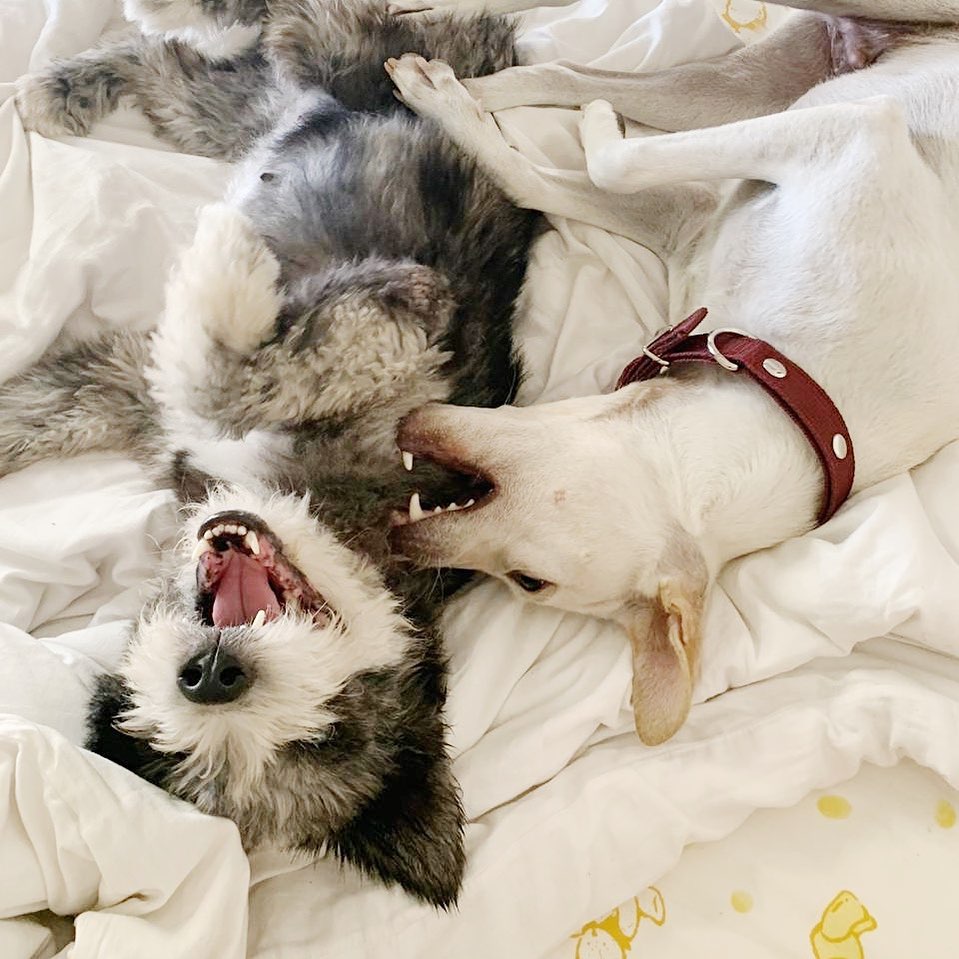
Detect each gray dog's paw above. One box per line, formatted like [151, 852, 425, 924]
[16, 71, 89, 136]
[15, 69, 101, 137]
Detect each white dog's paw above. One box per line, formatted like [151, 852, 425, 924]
[580, 99, 631, 192]
[386, 55, 486, 125]
[15, 71, 95, 138]
[169, 204, 281, 353]
[580, 99, 624, 149]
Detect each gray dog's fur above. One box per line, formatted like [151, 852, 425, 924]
[7, 0, 537, 907]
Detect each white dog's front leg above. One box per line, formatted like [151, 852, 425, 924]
[579, 94, 909, 193]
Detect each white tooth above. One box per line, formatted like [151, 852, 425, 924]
[409, 492, 425, 522]
[203, 529, 214, 540]
[211, 525, 224, 537]
[465, 499, 475, 507]
[237, 525, 247, 536]
[191, 539, 213, 561]
[402, 450, 414, 471]
[251, 609, 266, 628]
[245, 530, 260, 555]
[447, 502, 460, 511]
[434, 506, 443, 514]
[225, 524, 238, 534]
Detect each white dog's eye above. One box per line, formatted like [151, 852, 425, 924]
[508, 571, 551, 594]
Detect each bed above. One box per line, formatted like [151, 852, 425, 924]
[2, 1, 958, 956]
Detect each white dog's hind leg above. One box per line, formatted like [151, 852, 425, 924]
[579, 94, 911, 192]
[387, 55, 712, 255]
[463, 14, 833, 126]
[771, 0, 959, 22]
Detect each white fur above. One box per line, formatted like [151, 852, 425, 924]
[121, 484, 411, 804]
[147, 202, 283, 444]
[388, 3, 959, 739]
[122, 0, 261, 59]
[154, 202, 281, 360]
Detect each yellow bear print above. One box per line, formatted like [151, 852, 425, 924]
[810, 891, 877, 959]
[571, 887, 666, 959]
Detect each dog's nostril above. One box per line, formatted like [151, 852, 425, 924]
[218, 665, 244, 688]
[177, 649, 251, 704]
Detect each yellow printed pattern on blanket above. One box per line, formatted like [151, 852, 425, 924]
[712, 2, 792, 44]
[570, 887, 665, 958]
[719, 0, 767, 34]
[810, 891, 877, 959]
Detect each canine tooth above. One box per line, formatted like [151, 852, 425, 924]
[245, 530, 260, 555]
[409, 492, 425, 522]
[191, 539, 213, 561]
[203, 529, 214, 541]
[251, 609, 266, 628]
[237, 525, 247, 536]
[402, 450, 414, 471]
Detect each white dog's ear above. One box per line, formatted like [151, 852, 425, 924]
[623, 544, 708, 746]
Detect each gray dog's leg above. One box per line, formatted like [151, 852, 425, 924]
[0, 332, 157, 479]
[16, 34, 273, 158]
[150, 206, 455, 439]
[15, 38, 143, 138]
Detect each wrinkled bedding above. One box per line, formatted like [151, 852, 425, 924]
[2, 1, 959, 956]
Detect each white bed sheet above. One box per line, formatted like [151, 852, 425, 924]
[1, 1, 958, 957]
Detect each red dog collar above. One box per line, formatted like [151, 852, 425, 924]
[617, 308, 855, 524]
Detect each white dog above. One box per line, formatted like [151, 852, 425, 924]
[384, 0, 959, 745]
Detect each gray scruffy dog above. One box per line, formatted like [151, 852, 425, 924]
[6, 0, 537, 907]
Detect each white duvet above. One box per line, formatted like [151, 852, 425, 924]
[2, 1, 959, 957]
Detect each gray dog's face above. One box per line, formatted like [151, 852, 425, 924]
[103, 485, 464, 906]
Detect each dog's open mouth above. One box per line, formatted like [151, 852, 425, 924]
[390, 446, 495, 527]
[193, 510, 329, 627]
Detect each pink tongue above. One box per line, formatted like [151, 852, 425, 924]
[211, 550, 283, 627]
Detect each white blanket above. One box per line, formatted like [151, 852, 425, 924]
[2, 1, 959, 957]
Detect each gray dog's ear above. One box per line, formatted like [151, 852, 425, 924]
[328, 691, 466, 908]
[329, 745, 465, 908]
[623, 538, 708, 746]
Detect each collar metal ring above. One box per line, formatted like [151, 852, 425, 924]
[706, 327, 749, 372]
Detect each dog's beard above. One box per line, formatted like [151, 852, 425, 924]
[119, 608, 348, 808]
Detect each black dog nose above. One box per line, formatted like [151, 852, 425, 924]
[177, 647, 251, 704]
